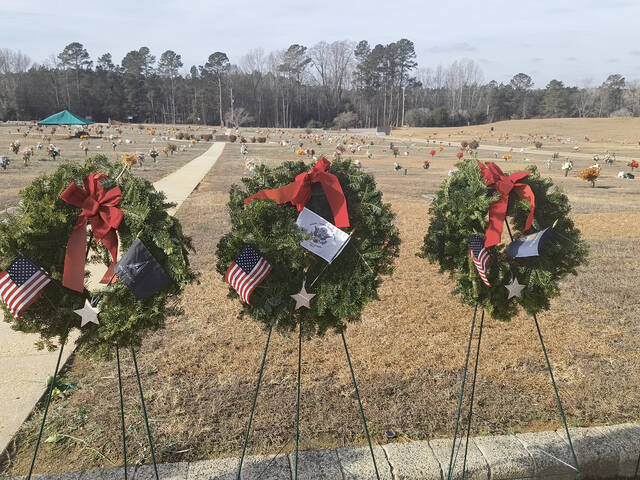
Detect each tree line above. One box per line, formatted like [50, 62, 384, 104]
[0, 43, 636, 127]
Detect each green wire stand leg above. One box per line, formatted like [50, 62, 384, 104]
[341, 331, 381, 480]
[446, 305, 478, 480]
[460, 310, 484, 480]
[116, 345, 128, 480]
[533, 313, 581, 478]
[131, 347, 159, 480]
[237, 326, 273, 480]
[294, 324, 303, 480]
[634, 450, 639, 479]
[27, 336, 67, 480]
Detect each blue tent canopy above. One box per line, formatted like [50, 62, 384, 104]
[37, 110, 93, 126]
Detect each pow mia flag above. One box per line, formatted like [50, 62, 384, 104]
[115, 238, 171, 299]
[296, 208, 350, 264]
[506, 227, 553, 259]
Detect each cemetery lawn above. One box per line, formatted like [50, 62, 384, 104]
[2, 121, 639, 476]
[0, 123, 212, 210]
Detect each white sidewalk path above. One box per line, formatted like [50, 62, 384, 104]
[0, 142, 225, 455]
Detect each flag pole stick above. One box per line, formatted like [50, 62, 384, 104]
[27, 333, 67, 480]
[237, 326, 273, 480]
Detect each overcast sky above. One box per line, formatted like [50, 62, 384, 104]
[2, 0, 638, 87]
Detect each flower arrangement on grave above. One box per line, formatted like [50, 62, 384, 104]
[578, 166, 600, 187]
[121, 153, 138, 167]
[46, 144, 60, 159]
[21, 147, 33, 166]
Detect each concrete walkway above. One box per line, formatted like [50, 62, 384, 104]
[153, 142, 225, 216]
[3, 423, 639, 479]
[0, 143, 226, 456]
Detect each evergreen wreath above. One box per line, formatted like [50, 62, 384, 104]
[419, 159, 588, 321]
[0, 155, 196, 358]
[216, 158, 400, 335]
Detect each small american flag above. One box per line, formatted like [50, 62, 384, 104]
[0, 257, 51, 319]
[469, 235, 492, 287]
[225, 245, 272, 304]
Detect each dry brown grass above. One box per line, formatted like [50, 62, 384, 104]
[0, 123, 213, 210]
[1, 122, 639, 476]
[401, 117, 640, 159]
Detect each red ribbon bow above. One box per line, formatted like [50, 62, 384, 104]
[60, 173, 123, 292]
[244, 157, 350, 227]
[477, 162, 535, 248]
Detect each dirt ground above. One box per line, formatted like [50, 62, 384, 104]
[1, 120, 639, 476]
[0, 122, 213, 210]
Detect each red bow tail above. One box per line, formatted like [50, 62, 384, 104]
[477, 162, 535, 248]
[60, 174, 123, 292]
[244, 157, 350, 227]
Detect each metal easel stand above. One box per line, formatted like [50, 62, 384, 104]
[26, 341, 159, 480]
[115, 345, 128, 480]
[237, 327, 273, 480]
[445, 305, 582, 480]
[130, 346, 160, 480]
[27, 334, 68, 480]
[236, 326, 381, 480]
[341, 331, 381, 480]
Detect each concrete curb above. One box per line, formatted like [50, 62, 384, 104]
[4, 423, 638, 479]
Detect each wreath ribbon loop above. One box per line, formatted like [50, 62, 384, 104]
[478, 162, 535, 248]
[244, 157, 350, 227]
[60, 173, 123, 292]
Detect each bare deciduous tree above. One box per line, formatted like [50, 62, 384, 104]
[225, 107, 253, 127]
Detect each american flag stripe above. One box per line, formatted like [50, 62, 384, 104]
[225, 245, 273, 304]
[470, 249, 491, 287]
[0, 267, 47, 302]
[469, 234, 492, 287]
[239, 260, 271, 301]
[227, 260, 268, 303]
[11, 275, 51, 316]
[237, 260, 262, 296]
[238, 260, 270, 302]
[0, 272, 16, 297]
[4, 272, 44, 305]
[0, 267, 51, 319]
[2, 271, 49, 315]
